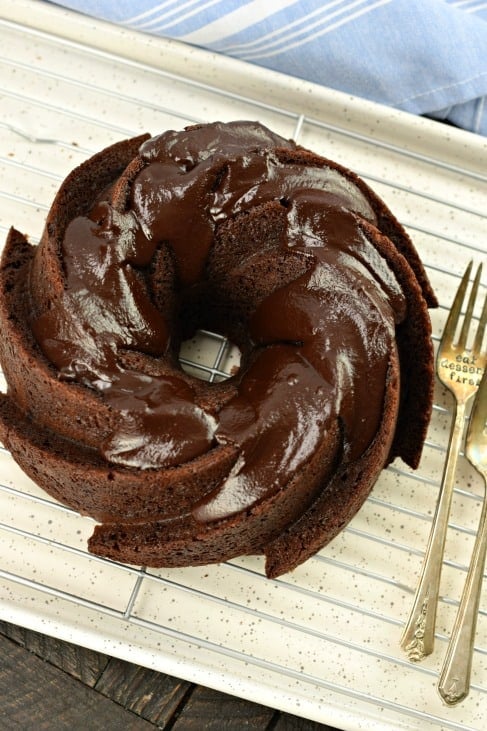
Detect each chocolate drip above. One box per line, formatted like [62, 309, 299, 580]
[32, 121, 406, 522]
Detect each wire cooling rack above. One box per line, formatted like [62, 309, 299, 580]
[1, 3, 486, 729]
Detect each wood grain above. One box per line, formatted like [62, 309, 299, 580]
[0, 633, 152, 730]
[0, 621, 336, 730]
[170, 684, 276, 729]
[95, 656, 192, 726]
[0, 620, 109, 687]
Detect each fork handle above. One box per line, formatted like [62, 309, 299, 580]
[438, 476, 487, 705]
[401, 402, 466, 661]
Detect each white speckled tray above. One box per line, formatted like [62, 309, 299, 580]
[0, 2, 486, 729]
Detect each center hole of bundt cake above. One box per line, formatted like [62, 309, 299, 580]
[178, 330, 241, 382]
[174, 278, 246, 383]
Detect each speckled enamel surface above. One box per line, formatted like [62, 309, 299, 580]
[0, 2, 486, 729]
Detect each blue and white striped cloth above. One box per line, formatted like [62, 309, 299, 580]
[48, 0, 487, 136]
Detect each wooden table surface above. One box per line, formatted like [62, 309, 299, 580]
[0, 620, 338, 730]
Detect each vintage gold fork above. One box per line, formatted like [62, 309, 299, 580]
[438, 367, 487, 704]
[401, 261, 486, 661]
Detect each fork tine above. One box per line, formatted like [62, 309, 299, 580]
[458, 263, 482, 352]
[472, 284, 487, 355]
[442, 261, 473, 347]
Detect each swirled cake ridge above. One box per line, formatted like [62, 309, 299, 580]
[0, 121, 436, 576]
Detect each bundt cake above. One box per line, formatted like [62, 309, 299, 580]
[0, 121, 437, 577]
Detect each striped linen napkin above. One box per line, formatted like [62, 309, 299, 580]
[47, 0, 487, 136]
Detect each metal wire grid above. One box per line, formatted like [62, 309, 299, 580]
[0, 13, 486, 729]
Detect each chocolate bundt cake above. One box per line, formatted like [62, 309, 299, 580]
[0, 121, 436, 577]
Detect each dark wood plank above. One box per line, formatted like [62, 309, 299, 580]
[0, 622, 339, 730]
[170, 684, 276, 730]
[0, 633, 153, 730]
[0, 619, 109, 687]
[95, 655, 192, 727]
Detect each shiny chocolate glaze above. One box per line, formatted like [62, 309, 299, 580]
[32, 121, 406, 522]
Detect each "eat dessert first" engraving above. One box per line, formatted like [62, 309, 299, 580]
[440, 353, 483, 386]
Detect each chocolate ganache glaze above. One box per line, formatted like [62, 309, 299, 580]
[0, 121, 436, 575]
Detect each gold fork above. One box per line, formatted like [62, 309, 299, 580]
[401, 261, 486, 661]
[438, 367, 487, 704]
